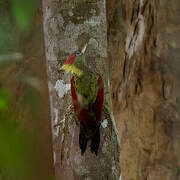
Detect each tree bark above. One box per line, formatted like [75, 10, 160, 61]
[43, 0, 120, 179]
[108, 0, 180, 179]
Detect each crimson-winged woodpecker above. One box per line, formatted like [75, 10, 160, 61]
[61, 43, 104, 155]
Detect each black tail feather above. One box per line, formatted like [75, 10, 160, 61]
[79, 126, 88, 155]
[90, 127, 100, 156]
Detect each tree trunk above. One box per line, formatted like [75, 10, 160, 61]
[43, 0, 120, 179]
[0, 3, 54, 179]
[108, 0, 180, 179]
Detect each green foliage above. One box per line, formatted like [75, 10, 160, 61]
[0, 88, 10, 110]
[0, 0, 39, 54]
[12, 0, 38, 31]
[0, 88, 34, 180]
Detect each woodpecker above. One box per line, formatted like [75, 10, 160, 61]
[61, 43, 104, 155]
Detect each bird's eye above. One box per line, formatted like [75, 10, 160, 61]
[76, 51, 82, 56]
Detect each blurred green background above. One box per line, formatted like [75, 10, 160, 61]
[0, 0, 54, 179]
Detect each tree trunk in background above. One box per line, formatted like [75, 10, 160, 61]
[43, 0, 120, 179]
[108, 0, 180, 179]
[0, 3, 54, 180]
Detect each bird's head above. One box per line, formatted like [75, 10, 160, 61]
[61, 43, 88, 76]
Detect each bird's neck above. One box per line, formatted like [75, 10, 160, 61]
[73, 55, 90, 77]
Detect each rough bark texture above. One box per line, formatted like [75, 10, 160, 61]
[107, 0, 180, 179]
[43, 0, 120, 179]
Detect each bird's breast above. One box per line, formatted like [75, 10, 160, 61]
[77, 93, 84, 107]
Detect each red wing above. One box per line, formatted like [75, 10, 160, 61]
[71, 76, 79, 113]
[93, 75, 104, 124]
[71, 75, 104, 127]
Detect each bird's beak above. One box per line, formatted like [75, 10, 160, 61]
[81, 43, 88, 54]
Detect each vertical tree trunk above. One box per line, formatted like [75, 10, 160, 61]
[0, 3, 54, 179]
[43, 0, 120, 179]
[108, 0, 180, 179]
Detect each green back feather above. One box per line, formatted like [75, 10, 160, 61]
[74, 72, 99, 108]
